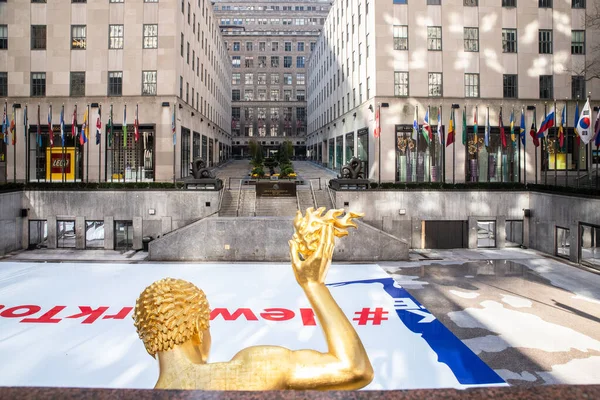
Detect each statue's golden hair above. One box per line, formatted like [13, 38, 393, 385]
[133, 278, 210, 356]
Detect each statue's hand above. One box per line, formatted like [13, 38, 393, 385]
[289, 225, 334, 285]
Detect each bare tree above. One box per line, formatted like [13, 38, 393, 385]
[574, 2, 600, 81]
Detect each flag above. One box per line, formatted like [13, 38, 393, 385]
[509, 109, 515, 142]
[462, 108, 467, 145]
[529, 110, 539, 148]
[122, 105, 127, 148]
[437, 107, 444, 145]
[413, 106, 418, 139]
[594, 107, 600, 147]
[473, 108, 478, 143]
[520, 109, 526, 146]
[23, 105, 28, 141]
[107, 105, 113, 147]
[10, 108, 16, 145]
[134, 104, 140, 142]
[37, 105, 42, 148]
[576, 99, 592, 144]
[499, 109, 506, 148]
[484, 107, 490, 147]
[2, 102, 7, 144]
[422, 107, 432, 144]
[80, 107, 88, 145]
[72, 106, 78, 139]
[446, 109, 455, 147]
[537, 107, 555, 139]
[558, 106, 565, 149]
[172, 105, 176, 146]
[48, 105, 53, 148]
[60, 106, 65, 146]
[96, 106, 102, 145]
[574, 102, 580, 147]
[374, 107, 380, 138]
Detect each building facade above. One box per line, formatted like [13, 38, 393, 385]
[307, 0, 600, 184]
[0, 0, 232, 183]
[214, 0, 330, 158]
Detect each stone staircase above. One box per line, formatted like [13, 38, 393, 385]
[238, 188, 256, 217]
[314, 188, 334, 209]
[219, 189, 239, 217]
[297, 186, 315, 211]
[255, 196, 298, 217]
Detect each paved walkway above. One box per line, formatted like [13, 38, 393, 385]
[213, 160, 336, 186]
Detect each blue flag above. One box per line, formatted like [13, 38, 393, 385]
[520, 109, 526, 146]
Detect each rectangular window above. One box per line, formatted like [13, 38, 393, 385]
[539, 75, 553, 99]
[394, 72, 408, 97]
[284, 42, 292, 51]
[539, 0, 552, 7]
[571, 75, 585, 100]
[232, 89, 241, 101]
[297, 89, 305, 101]
[427, 0, 441, 4]
[271, 56, 279, 67]
[246, 41, 253, 51]
[271, 73, 280, 84]
[31, 72, 46, 97]
[272, 41, 279, 51]
[244, 56, 253, 68]
[539, 30, 552, 54]
[296, 73, 305, 85]
[108, 71, 123, 96]
[71, 25, 86, 49]
[245, 73, 253, 85]
[109, 25, 124, 49]
[70, 71, 85, 96]
[233, 41, 240, 51]
[464, 73, 479, 98]
[572, 0, 585, 8]
[284, 73, 292, 85]
[427, 27, 442, 51]
[232, 73, 241, 85]
[143, 24, 158, 49]
[571, 30, 585, 55]
[428, 72, 442, 97]
[393, 25, 408, 50]
[0, 25, 7, 50]
[284, 56, 292, 68]
[142, 71, 157, 96]
[270, 89, 279, 101]
[464, 27, 479, 52]
[85, 221, 104, 249]
[502, 29, 517, 53]
[502, 0, 516, 6]
[232, 56, 240, 68]
[0, 72, 6, 97]
[244, 89, 253, 100]
[31, 25, 47, 50]
[296, 56, 305, 68]
[464, 0, 478, 5]
[503, 74, 518, 98]
[297, 42, 305, 51]
[258, 56, 267, 68]
[257, 73, 267, 85]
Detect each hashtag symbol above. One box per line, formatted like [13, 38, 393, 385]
[352, 308, 388, 325]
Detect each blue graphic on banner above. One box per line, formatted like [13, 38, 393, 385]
[329, 278, 504, 386]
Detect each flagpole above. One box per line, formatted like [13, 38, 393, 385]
[554, 99, 557, 186]
[86, 104, 89, 183]
[98, 104, 102, 183]
[587, 92, 592, 187]
[173, 104, 176, 184]
[110, 104, 114, 183]
[416, 105, 419, 182]
[452, 107, 455, 184]
[135, 104, 138, 184]
[500, 106, 503, 183]
[428, 105, 431, 183]
[440, 104, 445, 183]
[523, 106, 527, 186]
[36, 104, 40, 183]
[12, 104, 16, 183]
[576, 98, 580, 189]
[24, 104, 28, 183]
[565, 100, 569, 187]
[543, 103, 547, 186]
[61, 104, 65, 183]
[534, 107, 537, 185]
[378, 103, 381, 186]
[49, 103, 53, 184]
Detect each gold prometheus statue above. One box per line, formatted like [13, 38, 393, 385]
[133, 208, 373, 390]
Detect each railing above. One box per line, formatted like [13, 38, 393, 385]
[327, 184, 336, 209]
[217, 185, 225, 213]
[235, 178, 243, 217]
[296, 187, 301, 211]
[309, 180, 318, 209]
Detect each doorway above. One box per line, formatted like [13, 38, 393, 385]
[423, 221, 468, 249]
[114, 220, 133, 250]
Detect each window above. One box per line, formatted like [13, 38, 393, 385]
[232, 73, 241, 85]
[180, 33, 184, 56]
[245, 73, 253, 85]
[108, 71, 123, 96]
[271, 73, 280, 84]
[394, 72, 408, 97]
[232, 56, 240, 68]
[427, 0, 441, 4]
[428, 72, 442, 97]
[31, 72, 46, 97]
[232, 89, 241, 101]
[539, 75, 553, 99]
[539, 0, 552, 7]
[143, 24, 158, 49]
[180, 76, 183, 98]
[572, 0, 585, 8]
[187, 42, 190, 63]
[464, 28, 479, 52]
[464, 0, 478, 5]
[502, 0, 516, 6]
[571, 30, 585, 55]
[284, 74, 292, 85]
[233, 41, 240, 51]
[0, 25, 6, 50]
[297, 42, 305, 51]
[297, 89, 305, 101]
[0, 72, 6, 97]
[284, 56, 292, 68]
[502, 29, 517, 53]
[503, 74, 518, 98]
[85, 221, 104, 249]
[71, 25, 86, 49]
[296, 73, 305, 85]
[258, 89, 266, 100]
[464, 73, 479, 98]
[258, 56, 267, 68]
[271, 56, 279, 67]
[109, 25, 124, 49]
[427, 27, 442, 51]
[393, 25, 408, 50]
[70, 72, 85, 96]
[284, 42, 292, 51]
[393, 0, 407, 3]
[259, 42, 266, 51]
[245, 56, 253, 68]
[244, 89, 253, 100]
[142, 71, 157, 95]
[257, 73, 267, 84]
[538, 30, 552, 54]
[31, 25, 47, 50]
[296, 56, 305, 68]
[272, 41, 279, 51]
[270, 89, 279, 101]
[246, 41, 253, 51]
[572, 76, 585, 100]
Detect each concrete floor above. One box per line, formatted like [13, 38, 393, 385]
[213, 160, 337, 185]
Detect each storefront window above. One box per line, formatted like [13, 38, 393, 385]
[466, 126, 520, 183]
[345, 132, 354, 164]
[395, 125, 417, 182]
[328, 138, 334, 169]
[27, 125, 84, 182]
[357, 128, 369, 176]
[106, 127, 155, 182]
[580, 223, 600, 270]
[57, 220, 76, 248]
[335, 136, 343, 170]
[85, 221, 104, 249]
[542, 128, 586, 172]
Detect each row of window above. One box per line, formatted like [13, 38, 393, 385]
[391, 72, 586, 100]
[216, 5, 323, 11]
[220, 18, 324, 26]
[393, 26, 586, 55]
[231, 56, 305, 69]
[227, 41, 313, 52]
[26, 0, 160, 3]
[232, 88, 306, 102]
[0, 71, 156, 97]
[393, 0, 586, 7]
[231, 107, 306, 121]
[232, 73, 305, 85]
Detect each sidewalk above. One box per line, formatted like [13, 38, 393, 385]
[1, 248, 148, 263]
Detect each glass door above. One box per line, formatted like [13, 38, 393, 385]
[114, 220, 133, 250]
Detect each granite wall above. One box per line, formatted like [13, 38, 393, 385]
[0, 191, 25, 256]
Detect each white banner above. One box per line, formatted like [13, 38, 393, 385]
[0, 262, 505, 390]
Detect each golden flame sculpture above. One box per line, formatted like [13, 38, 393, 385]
[133, 208, 373, 390]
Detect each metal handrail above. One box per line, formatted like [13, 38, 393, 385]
[253, 187, 257, 216]
[217, 185, 225, 212]
[235, 178, 243, 217]
[327, 183, 336, 209]
[309, 180, 318, 209]
[296, 186, 301, 211]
